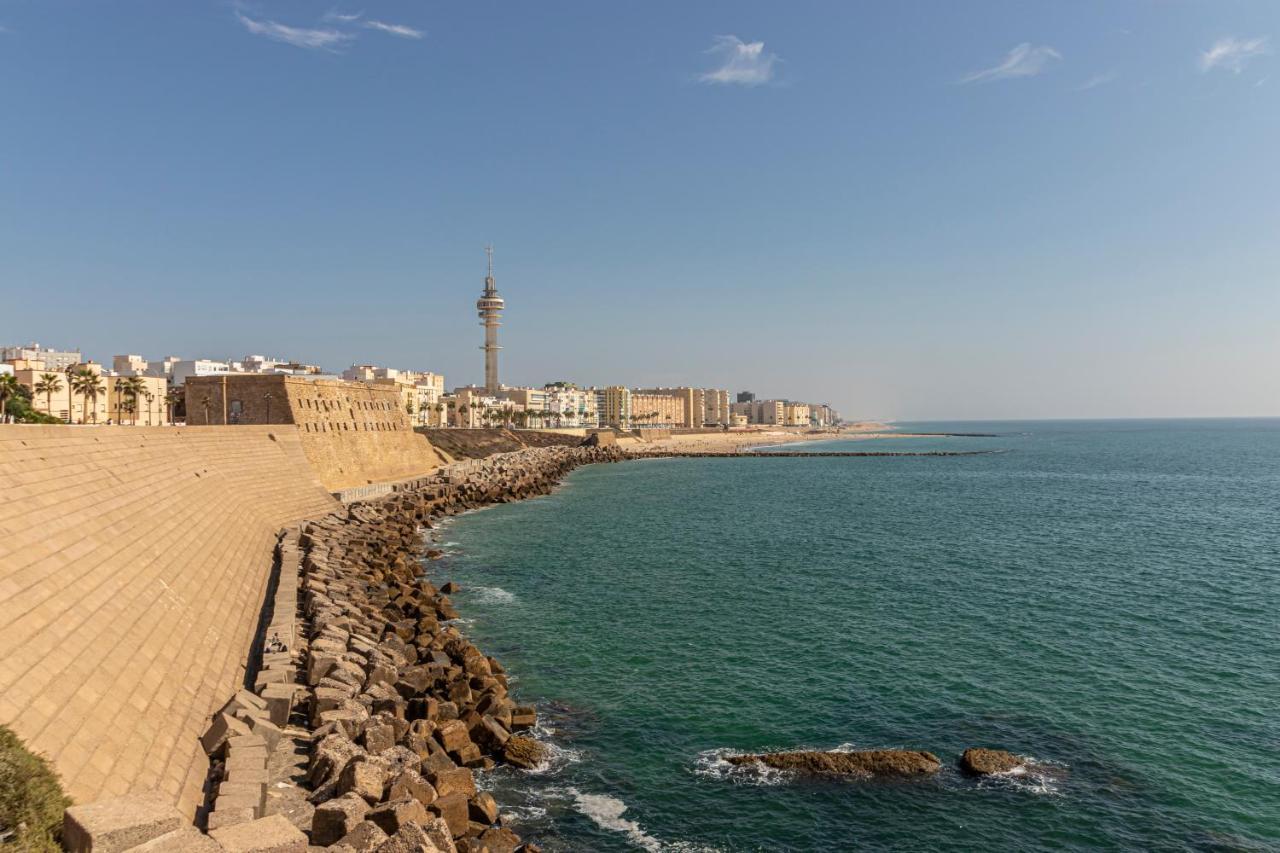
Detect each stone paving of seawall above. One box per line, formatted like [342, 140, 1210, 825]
[0, 425, 340, 816]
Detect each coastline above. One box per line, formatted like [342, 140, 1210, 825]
[284, 445, 629, 851]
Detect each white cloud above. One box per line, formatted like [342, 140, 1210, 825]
[1199, 36, 1269, 73]
[237, 12, 352, 50]
[364, 20, 423, 39]
[959, 43, 1061, 84]
[699, 35, 779, 86]
[1076, 71, 1118, 91]
[323, 11, 364, 24]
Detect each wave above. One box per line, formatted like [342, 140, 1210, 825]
[976, 755, 1069, 797]
[498, 803, 547, 824]
[469, 585, 516, 604]
[692, 748, 789, 786]
[521, 738, 582, 776]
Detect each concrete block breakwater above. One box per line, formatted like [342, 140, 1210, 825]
[211, 444, 629, 852]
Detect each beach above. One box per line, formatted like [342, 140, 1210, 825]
[637, 421, 896, 453]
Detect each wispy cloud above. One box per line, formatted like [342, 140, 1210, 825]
[322, 10, 363, 24]
[1199, 36, 1270, 73]
[1076, 71, 1118, 91]
[699, 35, 779, 86]
[364, 20, 423, 39]
[959, 43, 1061, 84]
[237, 12, 352, 50]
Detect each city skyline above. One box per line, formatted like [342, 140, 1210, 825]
[2, 2, 1278, 419]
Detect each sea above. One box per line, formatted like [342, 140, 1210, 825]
[423, 420, 1280, 852]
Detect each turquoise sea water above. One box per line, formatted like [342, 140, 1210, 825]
[428, 420, 1280, 852]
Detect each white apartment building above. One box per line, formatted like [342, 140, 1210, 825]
[169, 359, 233, 386]
[2, 343, 82, 372]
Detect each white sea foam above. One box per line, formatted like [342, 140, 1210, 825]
[522, 738, 582, 776]
[570, 790, 663, 852]
[570, 789, 724, 851]
[692, 748, 789, 786]
[470, 585, 516, 604]
[977, 756, 1068, 797]
[499, 804, 548, 824]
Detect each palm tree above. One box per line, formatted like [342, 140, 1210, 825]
[165, 387, 183, 424]
[33, 373, 63, 419]
[70, 369, 105, 424]
[434, 402, 445, 427]
[123, 377, 146, 425]
[0, 374, 18, 422]
[113, 378, 126, 423]
[199, 394, 212, 424]
[457, 404, 469, 427]
[64, 365, 79, 423]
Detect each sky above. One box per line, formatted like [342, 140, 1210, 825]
[1, 1, 1277, 420]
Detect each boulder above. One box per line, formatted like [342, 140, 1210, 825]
[427, 767, 476, 799]
[374, 819, 455, 852]
[209, 814, 307, 852]
[959, 747, 1023, 776]
[388, 769, 438, 806]
[468, 792, 499, 825]
[312, 793, 372, 846]
[725, 749, 942, 778]
[339, 757, 389, 804]
[63, 793, 186, 853]
[310, 733, 365, 787]
[337, 820, 390, 852]
[501, 736, 546, 770]
[368, 799, 431, 836]
[427, 793, 469, 839]
[477, 827, 521, 853]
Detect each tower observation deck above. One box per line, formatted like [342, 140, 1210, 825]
[476, 245, 505, 394]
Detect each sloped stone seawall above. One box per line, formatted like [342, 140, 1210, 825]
[0, 425, 338, 816]
[278, 446, 626, 850]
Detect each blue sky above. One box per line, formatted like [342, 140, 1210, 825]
[1, 1, 1277, 419]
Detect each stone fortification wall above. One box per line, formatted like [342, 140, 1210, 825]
[416, 428, 582, 460]
[0, 425, 339, 816]
[186, 375, 448, 491]
[298, 428, 448, 492]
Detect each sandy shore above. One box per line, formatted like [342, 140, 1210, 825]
[637, 421, 901, 453]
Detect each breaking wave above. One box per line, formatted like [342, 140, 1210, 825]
[975, 755, 1069, 797]
[692, 748, 789, 786]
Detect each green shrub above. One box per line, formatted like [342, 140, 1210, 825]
[0, 725, 69, 851]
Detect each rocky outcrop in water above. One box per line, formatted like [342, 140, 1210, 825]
[958, 748, 1022, 776]
[727, 749, 942, 778]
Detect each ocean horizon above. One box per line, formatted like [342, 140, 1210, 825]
[427, 419, 1279, 851]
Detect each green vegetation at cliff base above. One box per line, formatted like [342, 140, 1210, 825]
[0, 724, 70, 851]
